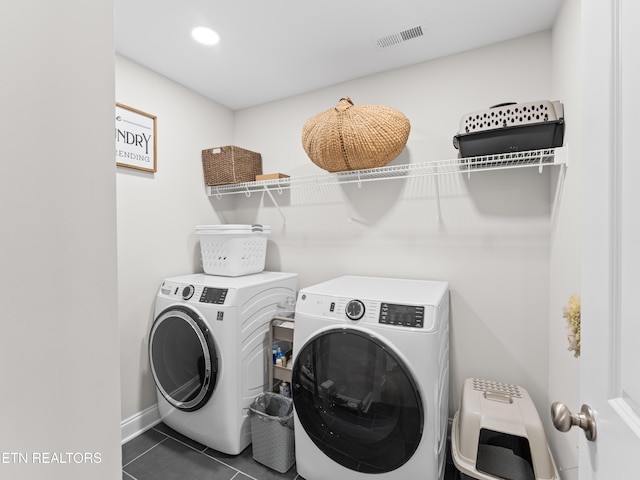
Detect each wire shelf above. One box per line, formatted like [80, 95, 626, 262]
[207, 147, 567, 198]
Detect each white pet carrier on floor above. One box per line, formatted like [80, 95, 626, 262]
[451, 378, 559, 480]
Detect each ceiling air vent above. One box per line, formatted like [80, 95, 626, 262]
[376, 24, 425, 49]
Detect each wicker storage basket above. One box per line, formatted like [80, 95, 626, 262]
[202, 146, 262, 186]
[301, 97, 410, 172]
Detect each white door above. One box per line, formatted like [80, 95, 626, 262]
[576, 0, 640, 477]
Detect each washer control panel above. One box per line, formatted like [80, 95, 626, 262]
[379, 303, 425, 328]
[329, 298, 425, 328]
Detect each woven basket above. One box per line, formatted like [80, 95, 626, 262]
[202, 146, 262, 186]
[301, 97, 410, 172]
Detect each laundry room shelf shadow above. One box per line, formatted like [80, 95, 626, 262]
[206, 146, 568, 222]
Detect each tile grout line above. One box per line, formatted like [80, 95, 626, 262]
[230, 471, 255, 480]
[122, 470, 138, 480]
[122, 436, 169, 469]
[129, 425, 301, 480]
[149, 427, 258, 479]
[200, 450, 259, 480]
[151, 426, 208, 453]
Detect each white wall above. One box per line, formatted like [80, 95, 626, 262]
[116, 27, 581, 475]
[115, 56, 235, 423]
[0, 1, 121, 479]
[548, 0, 582, 478]
[231, 32, 555, 417]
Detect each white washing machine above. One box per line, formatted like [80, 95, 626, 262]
[292, 275, 449, 480]
[149, 271, 297, 455]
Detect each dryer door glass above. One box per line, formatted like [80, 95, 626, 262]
[149, 307, 218, 411]
[292, 328, 423, 473]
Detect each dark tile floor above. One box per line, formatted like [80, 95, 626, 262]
[122, 422, 458, 480]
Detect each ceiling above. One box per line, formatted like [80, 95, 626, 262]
[114, 0, 564, 111]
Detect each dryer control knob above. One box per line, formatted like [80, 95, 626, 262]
[345, 299, 365, 321]
[182, 285, 195, 300]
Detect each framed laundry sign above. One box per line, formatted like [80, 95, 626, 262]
[115, 103, 157, 172]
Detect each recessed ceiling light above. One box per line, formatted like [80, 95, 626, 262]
[192, 27, 220, 46]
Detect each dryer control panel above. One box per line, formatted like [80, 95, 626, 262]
[159, 281, 229, 305]
[199, 287, 228, 304]
[379, 303, 425, 328]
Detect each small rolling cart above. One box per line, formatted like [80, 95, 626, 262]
[268, 315, 294, 393]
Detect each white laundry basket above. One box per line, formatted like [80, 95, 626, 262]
[196, 224, 271, 277]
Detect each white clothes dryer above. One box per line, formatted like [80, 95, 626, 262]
[292, 275, 449, 480]
[149, 271, 297, 455]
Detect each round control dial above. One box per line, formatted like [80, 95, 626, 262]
[182, 285, 195, 300]
[345, 299, 365, 321]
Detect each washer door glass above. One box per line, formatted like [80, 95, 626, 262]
[149, 306, 218, 411]
[292, 328, 423, 473]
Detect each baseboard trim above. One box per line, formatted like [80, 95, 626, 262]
[121, 408, 453, 448]
[121, 403, 161, 444]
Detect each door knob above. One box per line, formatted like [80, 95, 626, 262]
[551, 402, 597, 441]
